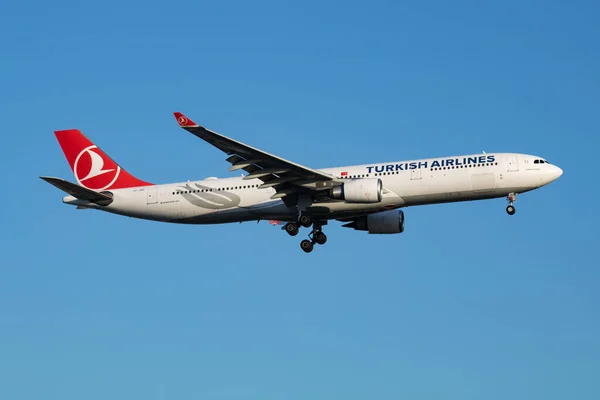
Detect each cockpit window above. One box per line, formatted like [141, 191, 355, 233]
[534, 159, 548, 164]
[534, 159, 539, 164]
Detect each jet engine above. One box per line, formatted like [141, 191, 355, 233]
[331, 178, 382, 203]
[342, 209, 405, 234]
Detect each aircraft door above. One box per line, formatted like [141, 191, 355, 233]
[411, 168, 422, 180]
[146, 187, 158, 205]
[507, 155, 519, 172]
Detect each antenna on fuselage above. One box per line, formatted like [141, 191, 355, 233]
[482, 151, 486, 154]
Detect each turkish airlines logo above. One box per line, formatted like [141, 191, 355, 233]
[74, 145, 121, 190]
[177, 115, 188, 126]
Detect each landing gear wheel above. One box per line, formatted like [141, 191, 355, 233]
[300, 239, 314, 253]
[299, 215, 313, 228]
[505, 193, 517, 216]
[314, 231, 327, 245]
[285, 223, 299, 236]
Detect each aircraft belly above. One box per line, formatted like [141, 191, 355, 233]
[170, 200, 297, 224]
[243, 200, 297, 221]
[174, 209, 257, 224]
[305, 195, 405, 218]
[401, 185, 536, 206]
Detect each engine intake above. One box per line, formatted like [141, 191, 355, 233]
[331, 178, 383, 203]
[343, 209, 405, 234]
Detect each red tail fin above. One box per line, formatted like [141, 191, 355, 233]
[54, 129, 152, 190]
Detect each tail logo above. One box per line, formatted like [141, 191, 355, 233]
[74, 145, 121, 190]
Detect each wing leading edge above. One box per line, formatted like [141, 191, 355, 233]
[173, 112, 341, 202]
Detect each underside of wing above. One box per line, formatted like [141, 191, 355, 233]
[173, 112, 341, 204]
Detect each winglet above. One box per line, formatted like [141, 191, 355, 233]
[173, 112, 199, 127]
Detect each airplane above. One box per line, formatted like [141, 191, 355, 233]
[41, 112, 563, 253]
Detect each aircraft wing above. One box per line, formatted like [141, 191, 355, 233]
[173, 112, 340, 201]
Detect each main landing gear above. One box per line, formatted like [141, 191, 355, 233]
[506, 193, 517, 215]
[283, 216, 327, 253]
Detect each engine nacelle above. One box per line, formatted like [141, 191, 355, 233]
[331, 178, 383, 203]
[343, 209, 405, 234]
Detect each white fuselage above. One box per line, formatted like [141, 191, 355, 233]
[63, 153, 562, 223]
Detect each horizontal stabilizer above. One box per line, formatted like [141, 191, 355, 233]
[40, 176, 114, 206]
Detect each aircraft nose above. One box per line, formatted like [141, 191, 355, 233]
[551, 165, 563, 181]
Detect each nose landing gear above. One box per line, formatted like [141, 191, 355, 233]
[506, 193, 517, 215]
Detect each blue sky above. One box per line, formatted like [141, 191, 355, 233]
[1, 1, 599, 399]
